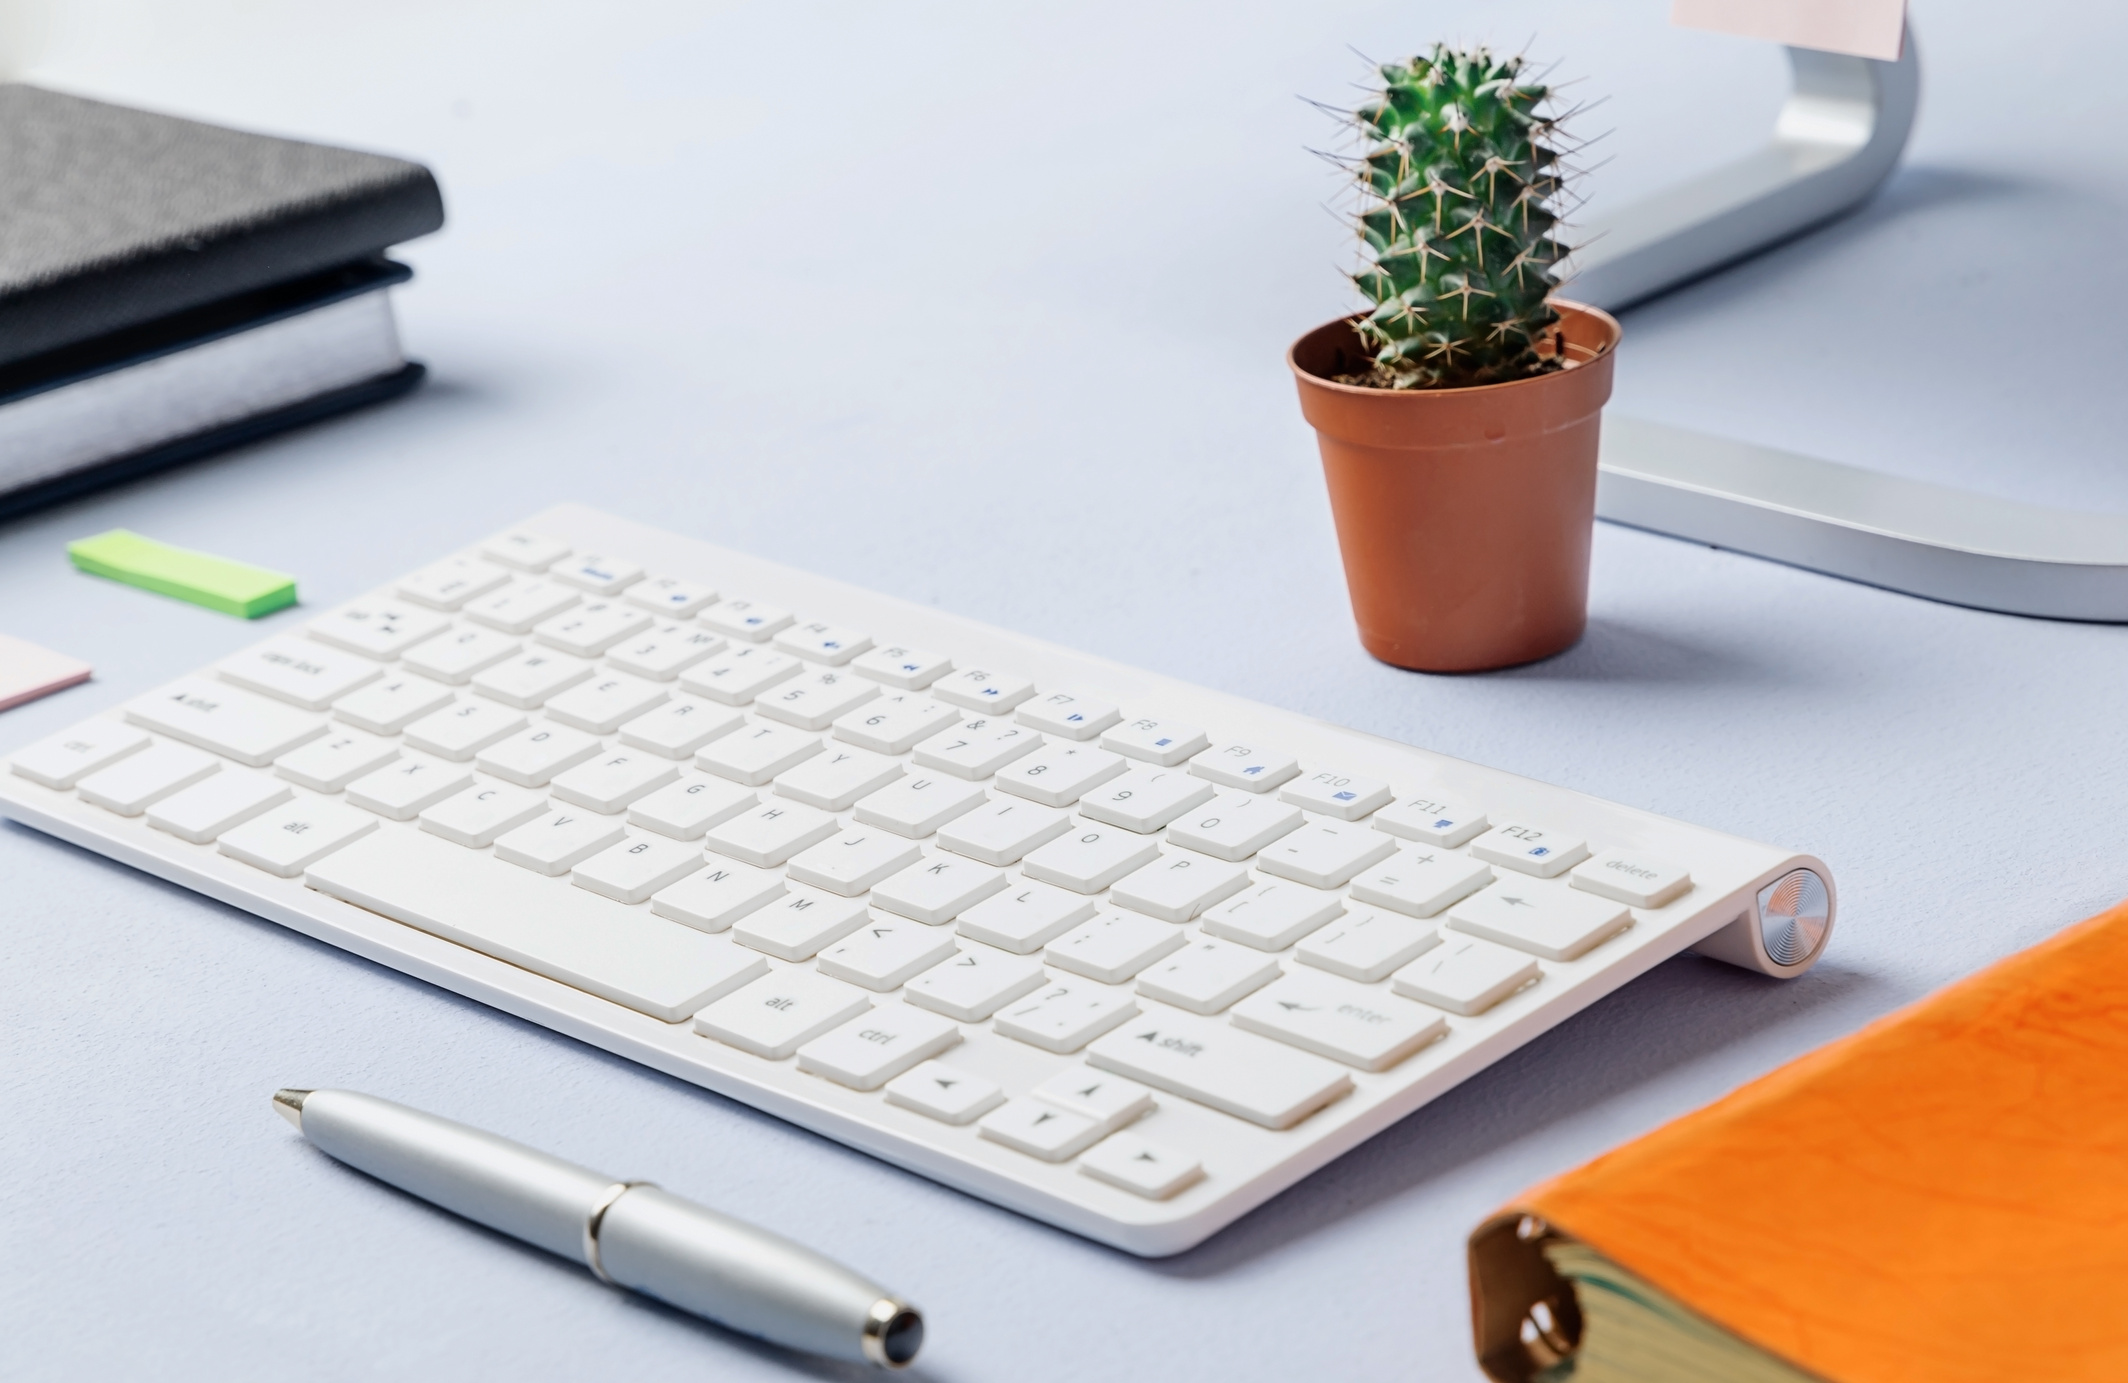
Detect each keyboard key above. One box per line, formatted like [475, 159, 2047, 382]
[798, 1003, 961, 1089]
[935, 798, 1070, 865]
[397, 554, 512, 610]
[851, 644, 953, 690]
[1101, 716, 1210, 767]
[1015, 691, 1121, 741]
[573, 833, 706, 903]
[347, 754, 474, 820]
[1447, 886, 1631, 961]
[550, 552, 644, 594]
[1079, 1132, 1203, 1200]
[627, 773, 757, 840]
[222, 796, 377, 876]
[624, 575, 719, 617]
[786, 829, 921, 896]
[1392, 934, 1541, 1015]
[1349, 849, 1494, 918]
[902, 943, 1046, 1020]
[9, 720, 149, 789]
[817, 919, 960, 990]
[650, 858, 786, 932]
[696, 722, 822, 786]
[1135, 938, 1280, 1014]
[932, 666, 1036, 713]
[1256, 820, 1398, 888]
[1281, 770, 1393, 821]
[1047, 911, 1187, 983]
[480, 530, 569, 571]
[544, 672, 667, 734]
[308, 598, 449, 660]
[774, 746, 904, 811]
[977, 1098, 1103, 1162]
[912, 717, 1043, 779]
[773, 620, 872, 666]
[1201, 880, 1345, 952]
[870, 854, 1007, 924]
[275, 729, 398, 792]
[752, 669, 879, 731]
[852, 774, 987, 838]
[218, 637, 380, 710]
[955, 880, 1097, 954]
[470, 650, 594, 709]
[1470, 823, 1591, 879]
[534, 600, 654, 658]
[400, 625, 521, 684]
[731, 886, 871, 960]
[333, 674, 454, 736]
[700, 969, 866, 1055]
[417, 782, 549, 847]
[698, 597, 794, 642]
[1087, 1009, 1353, 1130]
[884, 1060, 1004, 1124]
[475, 723, 602, 787]
[1021, 825, 1162, 894]
[145, 767, 291, 843]
[1293, 907, 1439, 983]
[1230, 971, 1447, 1072]
[463, 580, 580, 635]
[494, 808, 627, 875]
[831, 694, 958, 754]
[1164, 791, 1304, 861]
[550, 750, 679, 813]
[618, 696, 745, 758]
[1110, 850, 1250, 923]
[402, 699, 527, 761]
[991, 743, 1127, 807]
[1372, 794, 1489, 847]
[705, 800, 838, 867]
[605, 622, 727, 681]
[1569, 849, 1693, 908]
[994, 980, 1140, 1053]
[678, 646, 804, 704]
[1031, 1069, 1155, 1137]
[79, 742, 218, 815]
[1078, 766, 1216, 833]
[1188, 741, 1301, 792]
[127, 677, 325, 767]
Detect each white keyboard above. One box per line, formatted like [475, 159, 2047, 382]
[0, 505, 1835, 1255]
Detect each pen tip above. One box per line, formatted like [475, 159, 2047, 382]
[272, 1088, 312, 1130]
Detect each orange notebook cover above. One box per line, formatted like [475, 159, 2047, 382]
[1469, 897, 2128, 1383]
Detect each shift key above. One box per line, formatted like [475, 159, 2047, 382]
[127, 676, 325, 766]
[1088, 1008, 1352, 1129]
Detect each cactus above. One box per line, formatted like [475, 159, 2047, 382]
[1334, 45, 1573, 390]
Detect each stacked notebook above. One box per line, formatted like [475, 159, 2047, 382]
[0, 84, 444, 518]
[1468, 898, 2128, 1383]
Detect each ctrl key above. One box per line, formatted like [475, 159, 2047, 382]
[224, 797, 378, 877]
[693, 968, 869, 1060]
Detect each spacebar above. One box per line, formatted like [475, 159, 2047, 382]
[305, 828, 751, 1022]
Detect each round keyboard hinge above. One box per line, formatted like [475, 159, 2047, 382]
[1756, 867, 1831, 969]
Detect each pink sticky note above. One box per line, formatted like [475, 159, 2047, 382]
[0, 633, 92, 712]
[1671, 0, 1906, 60]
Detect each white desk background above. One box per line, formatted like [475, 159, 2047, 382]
[3, 2, 2119, 1378]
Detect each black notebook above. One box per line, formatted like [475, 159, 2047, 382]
[0, 85, 446, 517]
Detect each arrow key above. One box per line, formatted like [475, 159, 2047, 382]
[884, 1060, 1005, 1125]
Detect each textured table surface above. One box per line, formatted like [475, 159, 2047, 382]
[4, 2, 2122, 1378]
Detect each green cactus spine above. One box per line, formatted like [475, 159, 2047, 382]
[1338, 45, 1572, 390]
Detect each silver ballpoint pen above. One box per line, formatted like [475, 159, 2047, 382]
[273, 1088, 923, 1368]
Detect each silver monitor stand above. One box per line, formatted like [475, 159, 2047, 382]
[1567, 29, 2128, 621]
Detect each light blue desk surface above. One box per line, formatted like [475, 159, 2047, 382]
[5, 2, 2121, 1378]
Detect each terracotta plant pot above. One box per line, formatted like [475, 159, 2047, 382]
[1288, 301, 1622, 672]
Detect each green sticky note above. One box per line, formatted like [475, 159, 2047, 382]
[68, 529, 297, 619]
